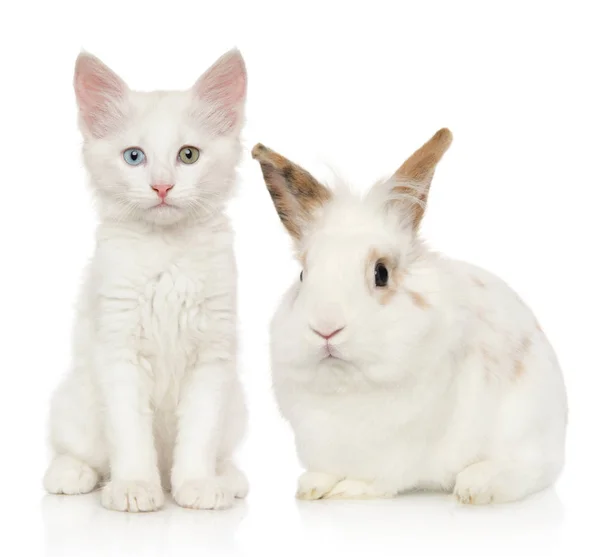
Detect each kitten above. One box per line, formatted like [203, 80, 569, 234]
[43, 49, 248, 512]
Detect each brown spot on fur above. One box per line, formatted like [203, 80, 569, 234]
[366, 248, 403, 305]
[514, 360, 525, 378]
[481, 346, 499, 365]
[472, 276, 485, 287]
[408, 290, 430, 309]
[298, 251, 307, 268]
[476, 308, 496, 332]
[391, 128, 453, 229]
[252, 144, 330, 240]
[480, 345, 500, 377]
[513, 337, 532, 380]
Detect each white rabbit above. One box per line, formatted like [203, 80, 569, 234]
[252, 129, 567, 504]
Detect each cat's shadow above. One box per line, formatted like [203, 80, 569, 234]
[41, 491, 247, 556]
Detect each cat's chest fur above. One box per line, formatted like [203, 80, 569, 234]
[91, 219, 234, 397]
[137, 254, 208, 363]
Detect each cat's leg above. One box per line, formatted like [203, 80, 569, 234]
[216, 379, 248, 500]
[453, 459, 559, 504]
[153, 409, 176, 493]
[96, 347, 163, 512]
[171, 360, 238, 510]
[44, 370, 106, 495]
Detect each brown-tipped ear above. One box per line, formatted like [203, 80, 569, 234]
[252, 144, 331, 240]
[392, 128, 453, 228]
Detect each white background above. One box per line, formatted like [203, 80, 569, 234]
[1, 1, 598, 556]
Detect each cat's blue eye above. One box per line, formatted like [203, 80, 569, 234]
[123, 148, 146, 166]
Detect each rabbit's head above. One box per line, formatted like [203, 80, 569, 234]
[253, 129, 452, 389]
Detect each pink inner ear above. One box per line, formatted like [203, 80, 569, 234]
[194, 50, 247, 133]
[74, 55, 126, 137]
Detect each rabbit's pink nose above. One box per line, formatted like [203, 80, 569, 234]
[312, 327, 345, 341]
[151, 184, 174, 199]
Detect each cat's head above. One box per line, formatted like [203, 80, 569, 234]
[74, 49, 247, 227]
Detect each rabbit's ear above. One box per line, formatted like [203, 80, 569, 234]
[252, 144, 331, 240]
[391, 128, 452, 229]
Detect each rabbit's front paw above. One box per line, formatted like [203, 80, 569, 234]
[324, 479, 389, 500]
[296, 471, 341, 500]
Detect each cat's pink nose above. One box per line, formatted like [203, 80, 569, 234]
[151, 184, 173, 199]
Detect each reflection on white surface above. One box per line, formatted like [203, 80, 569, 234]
[41, 488, 564, 557]
[42, 492, 247, 556]
[295, 490, 564, 556]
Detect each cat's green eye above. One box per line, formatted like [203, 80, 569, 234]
[178, 146, 200, 165]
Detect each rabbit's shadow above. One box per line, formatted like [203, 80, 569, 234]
[296, 489, 564, 554]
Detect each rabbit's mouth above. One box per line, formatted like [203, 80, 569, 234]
[323, 345, 346, 362]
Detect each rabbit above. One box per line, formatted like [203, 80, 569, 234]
[251, 128, 567, 504]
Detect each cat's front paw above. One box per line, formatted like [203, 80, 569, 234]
[296, 471, 342, 500]
[173, 478, 234, 510]
[218, 461, 249, 499]
[101, 480, 164, 512]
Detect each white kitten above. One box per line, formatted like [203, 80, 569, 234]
[253, 130, 567, 504]
[43, 50, 248, 512]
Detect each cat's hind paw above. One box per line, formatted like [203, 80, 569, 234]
[44, 455, 99, 495]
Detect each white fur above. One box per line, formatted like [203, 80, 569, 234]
[44, 50, 248, 511]
[271, 181, 567, 505]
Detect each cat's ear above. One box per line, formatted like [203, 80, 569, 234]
[389, 128, 453, 229]
[193, 49, 247, 135]
[74, 52, 128, 139]
[252, 144, 331, 241]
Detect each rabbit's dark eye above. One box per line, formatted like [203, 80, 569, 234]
[375, 262, 389, 287]
[300, 271, 303, 282]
